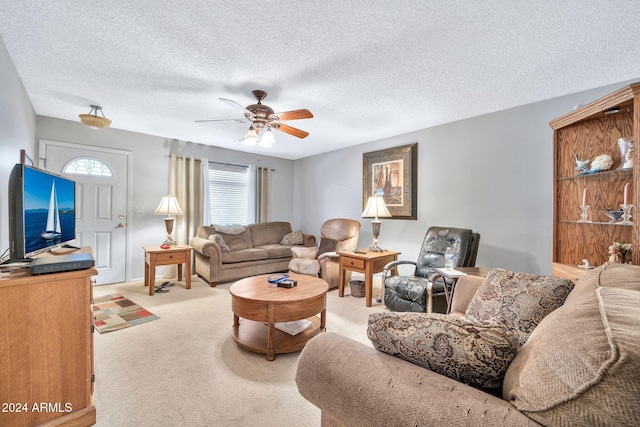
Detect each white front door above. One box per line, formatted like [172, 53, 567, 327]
[39, 140, 130, 284]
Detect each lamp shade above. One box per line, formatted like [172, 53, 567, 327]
[154, 195, 183, 216]
[258, 128, 275, 147]
[242, 126, 259, 146]
[361, 195, 391, 219]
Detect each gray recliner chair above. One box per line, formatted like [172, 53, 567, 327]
[383, 226, 480, 313]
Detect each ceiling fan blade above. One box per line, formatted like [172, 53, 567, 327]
[272, 109, 313, 121]
[194, 118, 248, 123]
[219, 97, 255, 117]
[272, 123, 309, 139]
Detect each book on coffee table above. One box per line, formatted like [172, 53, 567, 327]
[274, 319, 312, 336]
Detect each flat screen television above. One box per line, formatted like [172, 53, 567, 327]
[5, 163, 76, 263]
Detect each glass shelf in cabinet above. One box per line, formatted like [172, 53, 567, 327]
[559, 219, 632, 226]
[557, 168, 632, 181]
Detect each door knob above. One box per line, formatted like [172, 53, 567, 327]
[118, 223, 125, 228]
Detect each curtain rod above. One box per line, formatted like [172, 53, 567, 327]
[165, 156, 274, 171]
[209, 161, 275, 171]
[209, 160, 248, 169]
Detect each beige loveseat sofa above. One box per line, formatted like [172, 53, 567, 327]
[190, 221, 315, 286]
[296, 263, 640, 426]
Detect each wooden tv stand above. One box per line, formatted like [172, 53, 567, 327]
[0, 251, 97, 427]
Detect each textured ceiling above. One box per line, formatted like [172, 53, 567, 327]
[1, 1, 640, 160]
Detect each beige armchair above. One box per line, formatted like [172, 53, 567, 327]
[288, 218, 361, 289]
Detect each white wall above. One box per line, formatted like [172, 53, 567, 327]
[0, 38, 36, 257]
[293, 80, 638, 275]
[35, 116, 295, 280]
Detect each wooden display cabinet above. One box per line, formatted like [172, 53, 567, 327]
[0, 263, 97, 427]
[550, 83, 640, 281]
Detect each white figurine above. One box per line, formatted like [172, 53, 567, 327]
[575, 155, 591, 174]
[619, 138, 634, 169]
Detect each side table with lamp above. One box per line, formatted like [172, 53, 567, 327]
[143, 195, 192, 295]
[337, 192, 398, 307]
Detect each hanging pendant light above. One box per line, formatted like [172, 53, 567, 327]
[242, 125, 258, 145]
[79, 105, 112, 129]
[258, 128, 275, 148]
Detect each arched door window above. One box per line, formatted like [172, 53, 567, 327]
[63, 158, 113, 176]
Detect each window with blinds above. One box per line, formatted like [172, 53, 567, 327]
[208, 164, 248, 225]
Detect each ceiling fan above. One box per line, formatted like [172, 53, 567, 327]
[196, 90, 313, 146]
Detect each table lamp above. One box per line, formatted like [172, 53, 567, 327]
[154, 195, 183, 245]
[361, 192, 391, 251]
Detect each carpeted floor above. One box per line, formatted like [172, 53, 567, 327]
[92, 275, 390, 426]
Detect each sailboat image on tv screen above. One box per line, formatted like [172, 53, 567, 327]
[41, 181, 62, 240]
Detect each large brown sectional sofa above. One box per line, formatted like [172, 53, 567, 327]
[190, 221, 315, 286]
[296, 263, 640, 426]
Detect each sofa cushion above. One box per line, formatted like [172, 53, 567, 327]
[249, 221, 293, 246]
[212, 224, 246, 234]
[281, 230, 304, 246]
[563, 262, 640, 306]
[465, 268, 574, 346]
[367, 312, 519, 389]
[214, 229, 252, 252]
[257, 244, 293, 259]
[208, 234, 230, 253]
[220, 248, 268, 263]
[503, 264, 640, 426]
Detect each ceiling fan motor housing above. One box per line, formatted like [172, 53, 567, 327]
[245, 102, 275, 129]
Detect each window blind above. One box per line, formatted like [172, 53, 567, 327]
[208, 164, 248, 225]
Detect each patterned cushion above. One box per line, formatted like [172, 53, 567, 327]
[280, 230, 304, 246]
[208, 234, 230, 253]
[465, 268, 574, 346]
[367, 312, 519, 389]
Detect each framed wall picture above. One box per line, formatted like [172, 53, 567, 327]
[362, 142, 417, 220]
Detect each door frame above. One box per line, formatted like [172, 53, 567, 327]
[38, 139, 134, 282]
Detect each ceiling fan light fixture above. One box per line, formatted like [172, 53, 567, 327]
[258, 128, 275, 148]
[79, 105, 112, 129]
[242, 126, 258, 146]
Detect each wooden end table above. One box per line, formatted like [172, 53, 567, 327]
[429, 266, 489, 313]
[338, 250, 401, 307]
[143, 244, 192, 295]
[230, 273, 328, 361]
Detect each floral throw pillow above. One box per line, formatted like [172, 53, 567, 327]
[465, 268, 574, 346]
[367, 312, 519, 389]
[208, 234, 230, 253]
[280, 230, 304, 246]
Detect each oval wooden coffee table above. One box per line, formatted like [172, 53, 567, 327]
[230, 273, 328, 361]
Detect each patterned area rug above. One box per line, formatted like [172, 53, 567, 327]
[93, 294, 159, 333]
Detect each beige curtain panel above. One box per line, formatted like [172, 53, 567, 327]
[255, 166, 271, 223]
[168, 154, 207, 244]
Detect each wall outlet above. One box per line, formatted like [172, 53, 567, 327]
[134, 206, 143, 213]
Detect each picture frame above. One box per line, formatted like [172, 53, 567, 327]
[363, 142, 417, 220]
